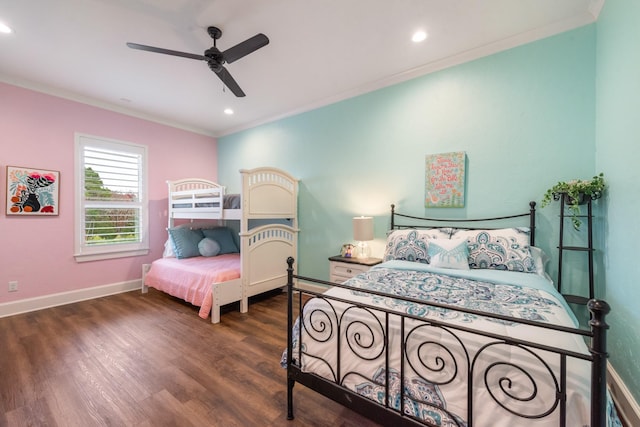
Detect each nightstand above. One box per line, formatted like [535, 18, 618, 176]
[328, 255, 382, 283]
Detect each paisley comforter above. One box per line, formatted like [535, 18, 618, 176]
[284, 261, 621, 427]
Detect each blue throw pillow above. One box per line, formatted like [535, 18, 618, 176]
[201, 227, 239, 254]
[427, 238, 470, 270]
[167, 227, 204, 259]
[198, 238, 221, 257]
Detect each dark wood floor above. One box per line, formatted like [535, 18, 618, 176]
[0, 289, 380, 427]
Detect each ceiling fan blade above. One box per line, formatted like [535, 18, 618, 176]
[222, 33, 269, 64]
[213, 65, 246, 97]
[126, 42, 207, 61]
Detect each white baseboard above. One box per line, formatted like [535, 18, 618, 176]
[608, 361, 640, 427]
[0, 279, 141, 318]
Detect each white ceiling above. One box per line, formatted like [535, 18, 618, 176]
[0, 0, 603, 137]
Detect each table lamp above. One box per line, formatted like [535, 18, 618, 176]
[353, 216, 373, 259]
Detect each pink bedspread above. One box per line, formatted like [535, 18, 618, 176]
[144, 254, 241, 319]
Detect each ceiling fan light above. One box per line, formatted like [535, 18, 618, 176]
[0, 22, 13, 34]
[412, 30, 427, 43]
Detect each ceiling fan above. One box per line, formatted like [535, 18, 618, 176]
[127, 26, 269, 97]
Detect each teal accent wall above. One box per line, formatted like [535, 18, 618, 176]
[219, 25, 596, 285]
[596, 0, 640, 405]
[217, 8, 640, 410]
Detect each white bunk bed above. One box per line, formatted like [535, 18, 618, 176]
[166, 178, 242, 222]
[142, 167, 298, 323]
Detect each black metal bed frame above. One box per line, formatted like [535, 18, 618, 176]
[286, 203, 611, 427]
[390, 201, 538, 246]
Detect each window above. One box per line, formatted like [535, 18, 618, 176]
[75, 134, 148, 262]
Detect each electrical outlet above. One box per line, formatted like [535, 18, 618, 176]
[8, 281, 18, 292]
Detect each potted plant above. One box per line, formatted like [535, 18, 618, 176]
[541, 173, 605, 230]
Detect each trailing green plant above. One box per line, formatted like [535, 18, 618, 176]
[541, 173, 605, 230]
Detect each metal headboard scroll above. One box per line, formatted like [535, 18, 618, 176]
[390, 201, 537, 246]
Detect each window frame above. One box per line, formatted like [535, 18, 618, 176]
[74, 133, 149, 262]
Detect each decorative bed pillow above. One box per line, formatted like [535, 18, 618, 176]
[198, 238, 221, 257]
[163, 239, 175, 258]
[201, 227, 239, 254]
[384, 228, 452, 263]
[529, 246, 550, 277]
[223, 194, 241, 209]
[452, 228, 535, 273]
[172, 220, 219, 230]
[167, 227, 204, 259]
[427, 238, 470, 270]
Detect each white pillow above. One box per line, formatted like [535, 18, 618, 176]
[427, 238, 470, 270]
[163, 239, 175, 258]
[529, 246, 550, 277]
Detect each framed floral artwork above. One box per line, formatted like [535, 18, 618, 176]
[6, 166, 60, 215]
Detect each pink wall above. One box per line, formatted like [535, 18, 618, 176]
[0, 82, 218, 302]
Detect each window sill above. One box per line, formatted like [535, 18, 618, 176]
[74, 248, 149, 263]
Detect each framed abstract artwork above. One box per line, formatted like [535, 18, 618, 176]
[425, 151, 466, 208]
[6, 166, 60, 215]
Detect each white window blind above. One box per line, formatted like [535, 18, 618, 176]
[75, 134, 148, 262]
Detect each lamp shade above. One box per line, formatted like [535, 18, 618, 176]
[353, 216, 374, 241]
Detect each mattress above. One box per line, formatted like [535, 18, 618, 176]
[144, 254, 241, 318]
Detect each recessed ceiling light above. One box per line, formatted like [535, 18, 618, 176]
[412, 30, 427, 43]
[224, 108, 234, 115]
[0, 22, 13, 34]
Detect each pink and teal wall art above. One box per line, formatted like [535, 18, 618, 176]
[425, 151, 466, 208]
[6, 166, 59, 215]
